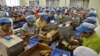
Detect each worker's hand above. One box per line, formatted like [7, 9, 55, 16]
[46, 24, 49, 26]
[28, 32, 35, 36]
[70, 36, 77, 41]
[60, 36, 64, 41]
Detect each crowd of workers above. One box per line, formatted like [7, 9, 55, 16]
[0, 5, 100, 56]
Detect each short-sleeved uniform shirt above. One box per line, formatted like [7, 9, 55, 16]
[82, 32, 100, 54]
[21, 23, 37, 33]
[36, 18, 46, 28]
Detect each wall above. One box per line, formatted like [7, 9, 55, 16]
[59, 0, 70, 7]
[83, 0, 89, 9]
[89, 0, 100, 25]
[46, 0, 59, 7]
[89, 0, 100, 37]
[70, 0, 89, 8]
[20, 0, 29, 6]
[65, 0, 70, 7]
[39, 0, 46, 7]
[0, 0, 6, 6]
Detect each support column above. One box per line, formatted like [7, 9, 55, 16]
[20, 0, 29, 6]
[20, 0, 26, 6]
[59, 0, 70, 7]
[39, 0, 46, 7]
[25, 0, 29, 6]
[59, 0, 65, 7]
[65, 0, 70, 7]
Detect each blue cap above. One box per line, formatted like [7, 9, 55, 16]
[56, 10, 61, 12]
[0, 17, 13, 24]
[26, 15, 35, 22]
[50, 8, 55, 12]
[28, 8, 35, 13]
[44, 9, 50, 12]
[83, 17, 96, 24]
[76, 22, 96, 32]
[56, 8, 61, 13]
[87, 12, 97, 17]
[39, 14, 48, 19]
[50, 11, 55, 14]
[45, 6, 49, 9]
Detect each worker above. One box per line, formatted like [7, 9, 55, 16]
[21, 15, 37, 37]
[0, 17, 13, 38]
[71, 17, 96, 40]
[36, 14, 47, 32]
[46, 11, 55, 23]
[54, 9, 62, 22]
[68, 40, 98, 56]
[36, 14, 52, 44]
[57, 15, 66, 25]
[44, 8, 50, 15]
[76, 22, 100, 54]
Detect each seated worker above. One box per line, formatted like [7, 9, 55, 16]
[70, 17, 96, 41]
[0, 17, 13, 38]
[68, 40, 98, 56]
[36, 14, 48, 32]
[29, 10, 37, 20]
[54, 8, 62, 21]
[36, 14, 51, 44]
[58, 15, 65, 24]
[76, 22, 100, 54]
[21, 15, 37, 37]
[46, 11, 55, 23]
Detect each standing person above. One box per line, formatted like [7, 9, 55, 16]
[0, 17, 13, 38]
[76, 22, 100, 54]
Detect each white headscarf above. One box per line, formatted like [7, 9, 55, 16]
[74, 46, 98, 56]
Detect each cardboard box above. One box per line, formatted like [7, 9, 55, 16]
[39, 30, 58, 44]
[19, 43, 51, 56]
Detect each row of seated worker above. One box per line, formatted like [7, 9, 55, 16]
[0, 6, 88, 29]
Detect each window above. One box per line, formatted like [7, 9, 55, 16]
[6, 0, 20, 7]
